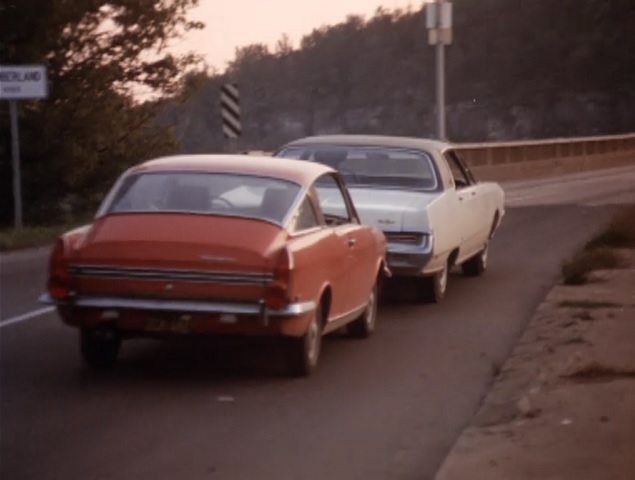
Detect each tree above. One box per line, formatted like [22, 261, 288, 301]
[275, 34, 294, 57]
[0, 0, 204, 225]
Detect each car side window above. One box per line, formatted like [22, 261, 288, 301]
[313, 174, 355, 226]
[452, 151, 477, 184]
[435, 153, 455, 190]
[445, 151, 473, 189]
[289, 195, 320, 232]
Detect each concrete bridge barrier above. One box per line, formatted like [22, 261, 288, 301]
[457, 133, 635, 181]
[248, 132, 635, 182]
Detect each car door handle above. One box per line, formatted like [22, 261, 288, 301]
[347, 238, 357, 247]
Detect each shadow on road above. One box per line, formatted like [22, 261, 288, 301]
[71, 273, 466, 385]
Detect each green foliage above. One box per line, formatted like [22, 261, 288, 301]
[0, 0, 204, 226]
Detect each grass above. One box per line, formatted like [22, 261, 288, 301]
[561, 203, 635, 285]
[558, 300, 622, 309]
[0, 224, 83, 252]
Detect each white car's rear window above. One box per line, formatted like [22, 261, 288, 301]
[276, 146, 438, 190]
[101, 172, 301, 224]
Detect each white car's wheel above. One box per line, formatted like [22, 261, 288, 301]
[462, 243, 488, 277]
[418, 261, 448, 304]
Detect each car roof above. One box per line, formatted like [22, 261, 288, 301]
[129, 154, 335, 185]
[278, 134, 454, 153]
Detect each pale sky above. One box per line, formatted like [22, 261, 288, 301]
[175, 0, 425, 71]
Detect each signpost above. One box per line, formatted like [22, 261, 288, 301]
[426, 1, 453, 141]
[0, 64, 48, 228]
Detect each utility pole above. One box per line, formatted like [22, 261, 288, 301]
[426, 0, 453, 140]
[436, 26, 446, 140]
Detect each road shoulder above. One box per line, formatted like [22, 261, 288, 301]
[0, 245, 51, 266]
[434, 248, 635, 480]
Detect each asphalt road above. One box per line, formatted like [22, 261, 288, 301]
[1, 166, 634, 480]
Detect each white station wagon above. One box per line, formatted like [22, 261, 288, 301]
[274, 135, 505, 303]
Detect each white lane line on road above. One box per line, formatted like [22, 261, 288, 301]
[0, 307, 54, 328]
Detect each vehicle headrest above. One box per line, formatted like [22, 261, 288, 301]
[314, 149, 348, 168]
[166, 184, 210, 211]
[261, 185, 296, 221]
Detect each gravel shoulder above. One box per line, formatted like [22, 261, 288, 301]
[434, 248, 635, 480]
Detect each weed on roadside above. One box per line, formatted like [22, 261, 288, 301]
[562, 203, 634, 285]
[585, 205, 635, 250]
[565, 362, 635, 382]
[561, 248, 621, 285]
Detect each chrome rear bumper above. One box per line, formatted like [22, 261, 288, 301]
[385, 235, 434, 276]
[38, 293, 315, 318]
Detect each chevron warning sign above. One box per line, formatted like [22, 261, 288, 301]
[220, 83, 241, 139]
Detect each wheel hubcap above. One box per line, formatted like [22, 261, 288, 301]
[365, 290, 376, 330]
[438, 265, 448, 294]
[481, 245, 489, 269]
[306, 318, 319, 364]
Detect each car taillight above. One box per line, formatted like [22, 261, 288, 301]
[264, 247, 294, 310]
[48, 238, 70, 300]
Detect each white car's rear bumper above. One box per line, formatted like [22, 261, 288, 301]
[385, 235, 434, 277]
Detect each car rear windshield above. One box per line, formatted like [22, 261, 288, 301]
[276, 145, 438, 190]
[100, 171, 302, 224]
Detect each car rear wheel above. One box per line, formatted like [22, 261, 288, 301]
[80, 326, 121, 370]
[418, 261, 448, 304]
[287, 304, 323, 377]
[462, 243, 488, 277]
[347, 282, 378, 339]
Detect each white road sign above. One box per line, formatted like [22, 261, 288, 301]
[0, 65, 48, 100]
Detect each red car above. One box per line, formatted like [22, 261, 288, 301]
[40, 155, 389, 376]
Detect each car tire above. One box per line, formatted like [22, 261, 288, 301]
[80, 327, 121, 370]
[347, 282, 378, 339]
[462, 243, 488, 277]
[287, 304, 323, 377]
[418, 261, 448, 304]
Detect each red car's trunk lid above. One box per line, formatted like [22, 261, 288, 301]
[71, 214, 285, 302]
